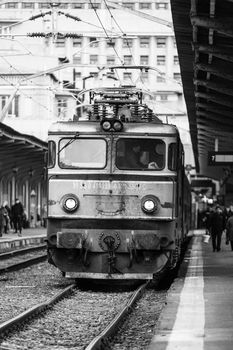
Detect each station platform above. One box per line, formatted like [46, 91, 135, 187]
[149, 229, 233, 350]
[0, 227, 46, 251]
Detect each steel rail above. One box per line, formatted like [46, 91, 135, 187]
[0, 283, 77, 336]
[0, 254, 47, 274]
[0, 244, 46, 260]
[85, 281, 149, 350]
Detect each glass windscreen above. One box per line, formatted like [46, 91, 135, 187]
[168, 143, 177, 171]
[59, 138, 107, 168]
[48, 141, 56, 168]
[116, 138, 165, 170]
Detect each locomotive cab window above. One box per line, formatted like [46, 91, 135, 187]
[48, 141, 56, 168]
[116, 138, 165, 170]
[59, 138, 107, 169]
[168, 143, 177, 171]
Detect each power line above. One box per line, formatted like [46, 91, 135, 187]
[88, 0, 124, 65]
[0, 74, 54, 115]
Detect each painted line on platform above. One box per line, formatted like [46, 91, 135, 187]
[165, 238, 205, 350]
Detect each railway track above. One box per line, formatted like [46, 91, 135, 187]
[0, 244, 46, 259]
[0, 280, 151, 349]
[85, 281, 149, 350]
[0, 245, 47, 274]
[0, 283, 76, 337]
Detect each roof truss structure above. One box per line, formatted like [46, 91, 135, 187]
[171, 0, 233, 179]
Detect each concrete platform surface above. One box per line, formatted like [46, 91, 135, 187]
[149, 229, 233, 350]
[0, 227, 46, 250]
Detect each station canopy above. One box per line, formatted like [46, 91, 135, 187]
[0, 122, 47, 181]
[171, 0, 233, 180]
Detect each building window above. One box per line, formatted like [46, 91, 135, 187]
[75, 72, 82, 79]
[90, 55, 98, 64]
[123, 55, 132, 65]
[160, 94, 168, 101]
[157, 73, 166, 82]
[157, 55, 166, 65]
[90, 72, 98, 79]
[123, 2, 135, 9]
[73, 38, 82, 47]
[57, 99, 68, 119]
[38, 3, 49, 8]
[140, 37, 150, 48]
[0, 95, 19, 117]
[122, 38, 133, 48]
[22, 2, 35, 8]
[139, 2, 151, 9]
[55, 37, 66, 47]
[123, 72, 132, 81]
[106, 72, 117, 80]
[141, 71, 149, 81]
[106, 39, 116, 47]
[59, 3, 68, 8]
[156, 37, 166, 48]
[107, 56, 115, 65]
[73, 55, 81, 64]
[173, 73, 181, 81]
[155, 2, 169, 10]
[89, 37, 98, 47]
[5, 2, 18, 8]
[174, 55, 179, 65]
[72, 3, 85, 8]
[140, 55, 149, 65]
[88, 2, 101, 9]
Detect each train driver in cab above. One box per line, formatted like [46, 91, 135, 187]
[127, 142, 145, 169]
[119, 140, 159, 170]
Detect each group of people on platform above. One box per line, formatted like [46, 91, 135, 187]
[0, 199, 25, 237]
[202, 205, 233, 252]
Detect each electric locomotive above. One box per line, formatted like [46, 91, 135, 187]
[46, 87, 191, 280]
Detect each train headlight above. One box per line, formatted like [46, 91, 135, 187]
[61, 194, 79, 212]
[141, 195, 160, 214]
[101, 120, 112, 131]
[113, 120, 123, 132]
[100, 118, 123, 132]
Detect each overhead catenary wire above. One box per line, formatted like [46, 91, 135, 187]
[0, 74, 54, 115]
[102, 0, 146, 88]
[0, 62, 82, 107]
[0, 56, 84, 122]
[88, 0, 124, 66]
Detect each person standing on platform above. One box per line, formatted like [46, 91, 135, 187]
[202, 206, 212, 234]
[0, 205, 7, 237]
[11, 199, 24, 236]
[209, 205, 225, 252]
[226, 212, 233, 251]
[3, 201, 11, 234]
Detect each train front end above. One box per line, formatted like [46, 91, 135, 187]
[47, 119, 184, 280]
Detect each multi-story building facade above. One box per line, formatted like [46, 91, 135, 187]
[0, 0, 193, 161]
[0, 1, 195, 223]
[0, 0, 184, 128]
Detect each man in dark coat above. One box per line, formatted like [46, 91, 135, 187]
[0, 206, 7, 237]
[209, 205, 225, 252]
[127, 143, 144, 169]
[11, 199, 24, 235]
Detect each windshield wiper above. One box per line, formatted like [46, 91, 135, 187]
[58, 132, 79, 155]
